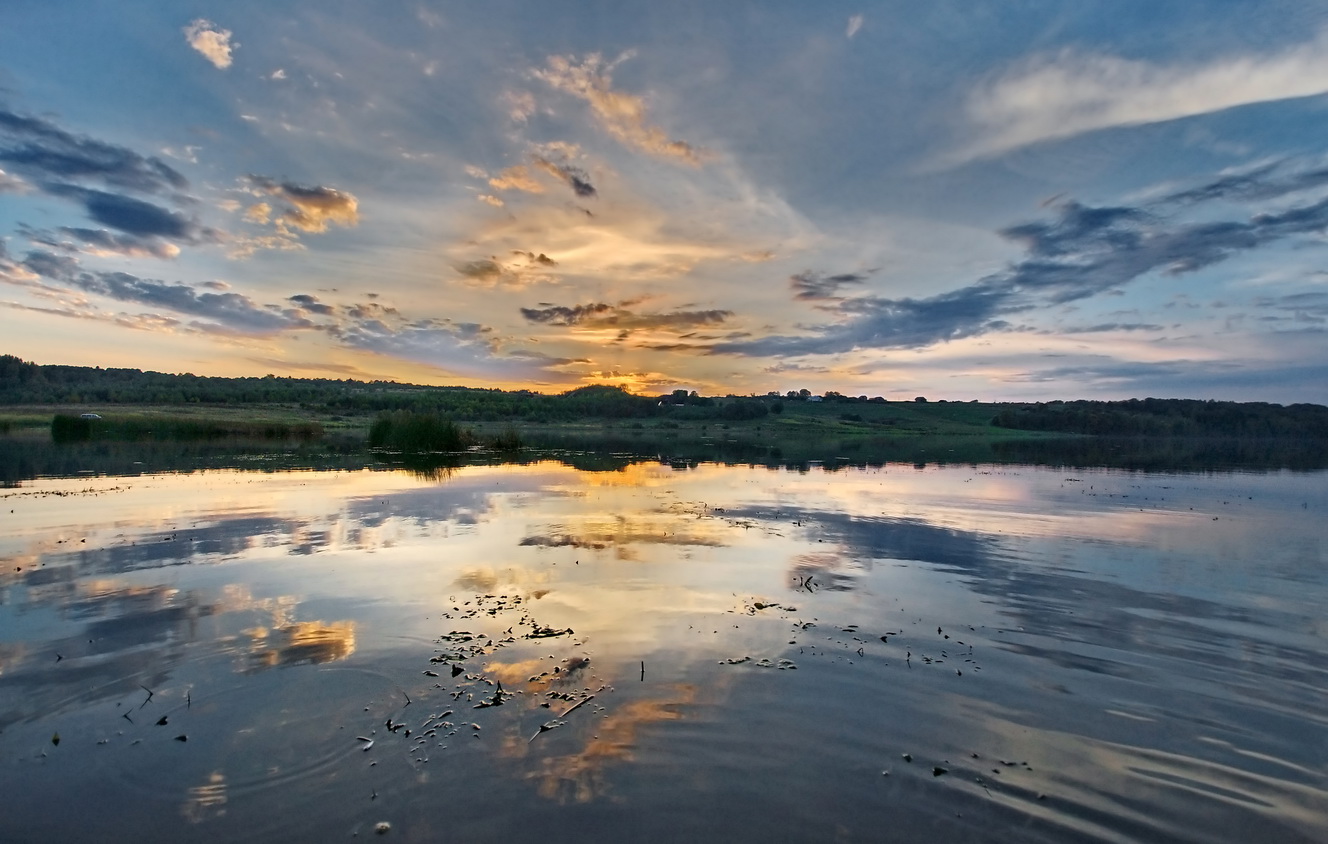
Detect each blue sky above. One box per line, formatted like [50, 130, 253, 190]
[3, 1, 1328, 401]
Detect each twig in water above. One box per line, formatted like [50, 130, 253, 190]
[558, 694, 595, 719]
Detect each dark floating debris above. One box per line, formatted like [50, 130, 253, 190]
[156, 716, 168, 726]
[174, 735, 188, 742]
[51, 732, 60, 746]
[528, 625, 574, 639]
[933, 766, 949, 777]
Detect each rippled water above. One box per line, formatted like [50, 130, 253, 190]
[0, 461, 1324, 842]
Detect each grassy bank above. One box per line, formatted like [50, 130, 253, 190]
[5, 398, 1040, 444]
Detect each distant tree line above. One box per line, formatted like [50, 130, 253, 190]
[0, 355, 777, 422]
[991, 398, 1328, 438]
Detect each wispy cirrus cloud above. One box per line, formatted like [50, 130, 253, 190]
[953, 30, 1328, 163]
[533, 52, 705, 165]
[183, 19, 237, 70]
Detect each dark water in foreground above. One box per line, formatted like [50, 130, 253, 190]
[0, 459, 1324, 842]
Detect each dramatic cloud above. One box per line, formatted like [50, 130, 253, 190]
[957, 30, 1328, 162]
[521, 300, 731, 332]
[21, 225, 181, 259]
[534, 53, 704, 165]
[0, 108, 187, 193]
[790, 271, 867, 301]
[46, 185, 212, 242]
[453, 251, 560, 287]
[532, 156, 596, 198]
[287, 293, 335, 316]
[1255, 291, 1328, 323]
[0, 168, 27, 193]
[327, 314, 578, 381]
[487, 165, 544, 193]
[20, 250, 308, 334]
[1161, 160, 1328, 205]
[1058, 322, 1166, 334]
[245, 176, 359, 233]
[713, 179, 1328, 357]
[520, 302, 612, 325]
[183, 19, 237, 70]
[456, 259, 503, 282]
[481, 145, 596, 198]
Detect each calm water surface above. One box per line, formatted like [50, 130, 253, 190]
[0, 461, 1325, 842]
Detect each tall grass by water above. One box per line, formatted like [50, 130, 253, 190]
[50, 413, 323, 443]
[368, 411, 524, 453]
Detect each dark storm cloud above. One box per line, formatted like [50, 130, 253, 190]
[712, 191, 1328, 358]
[0, 107, 188, 194]
[790, 271, 867, 301]
[45, 185, 212, 242]
[532, 156, 596, 198]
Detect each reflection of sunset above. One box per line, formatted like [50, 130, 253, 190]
[182, 771, 227, 824]
[526, 685, 697, 804]
[1, 460, 1323, 844]
[243, 621, 357, 671]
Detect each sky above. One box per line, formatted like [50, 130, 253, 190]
[2, 1, 1328, 402]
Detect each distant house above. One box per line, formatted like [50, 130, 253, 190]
[806, 395, 822, 402]
[79, 413, 102, 420]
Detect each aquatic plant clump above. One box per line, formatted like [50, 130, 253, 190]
[368, 410, 476, 452]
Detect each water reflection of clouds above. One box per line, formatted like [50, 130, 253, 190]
[0, 575, 356, 730]
[242, 621, 356, 673]
[2, 462, 1323, 839]
[518, 515, 727, 553]
[527, 686, 698, 805]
